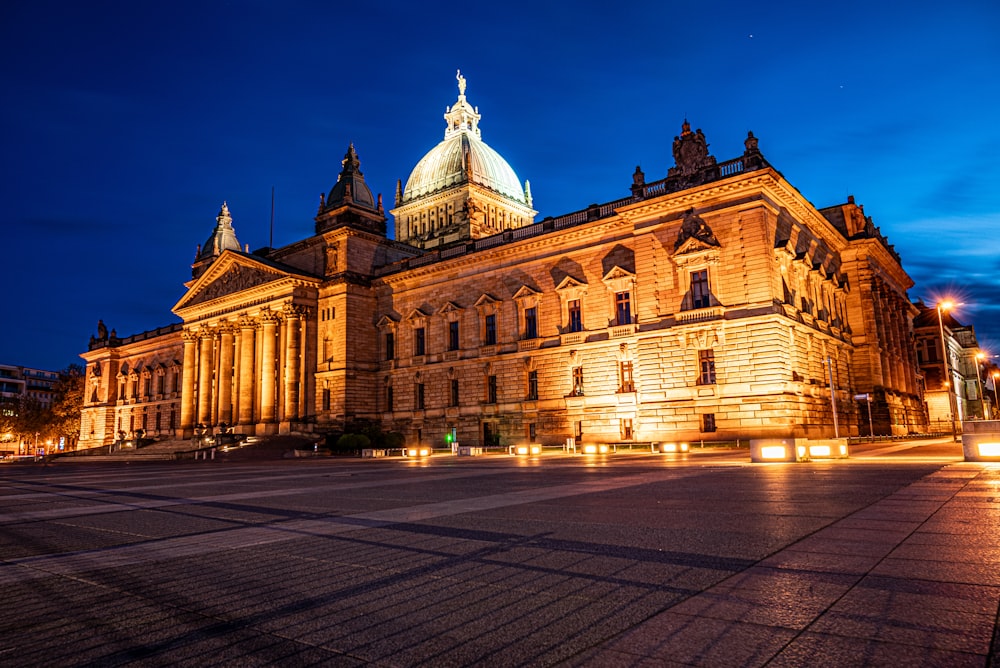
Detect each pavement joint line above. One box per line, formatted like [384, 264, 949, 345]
[588, 462, 998, 664]
[0, 466, 724, 585]
[0, 468, 509, 524]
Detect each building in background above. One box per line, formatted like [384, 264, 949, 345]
[79, 74, 928, 449]
[914, 302, 984, 427]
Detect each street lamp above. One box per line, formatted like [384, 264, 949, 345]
[937, 301, 958, 440]
[975, 352, 986, 419]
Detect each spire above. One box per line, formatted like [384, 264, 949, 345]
[524, 180, 533, 208]
[443, 69, 482, 140]
[395, 179, 403, 206]
[197, 201, 242, 262]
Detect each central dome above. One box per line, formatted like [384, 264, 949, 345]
[403, 133, 526, 203]
[402, 71, 528, 205]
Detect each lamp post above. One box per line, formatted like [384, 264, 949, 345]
[936, 301, 958, 440]
[975, 352, 986, 419]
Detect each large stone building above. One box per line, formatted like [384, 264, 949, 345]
[79, 74, 928, 450]
[913, 302, 984, 429]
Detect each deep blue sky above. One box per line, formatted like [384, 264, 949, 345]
[3, 1, 999, 371]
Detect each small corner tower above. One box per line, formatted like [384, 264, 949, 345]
[315, 144, 386, 236]
[192, 202, 242, 279]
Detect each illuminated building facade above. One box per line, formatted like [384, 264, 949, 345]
[79, 75, 927, 449]
[913, 303, 982, 428]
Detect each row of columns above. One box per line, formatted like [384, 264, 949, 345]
[179, 304, 309, 433]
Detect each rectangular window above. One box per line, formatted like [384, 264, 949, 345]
[568, 299, 582, 332]
[322, 388, 331, 411]
[574, 420, 583, 438]
[386, 386, 394, 411]
[484, 313, 497, 345]
[487, 375, 497, 404]
[615, 292, 632, 326]
[524, 306, 537, 339]
[571, 366, 584, 396]
[702, 413, 717, 433]
[528, 423, 536, 441]
[451, 379, 459, 407]
[416, 382, 425, 410]
[448, 321, 460, 351]
[620, 418, 633, 441]
[414, 327, 425, 356]
[527, 370, 538, 400]
[619, 361, 635, 393]
[384, 332, 395, 361]
[691, 270, 710, 309]
[699, 349, 717, 385]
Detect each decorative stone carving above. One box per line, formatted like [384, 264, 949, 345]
[674, 209, 720, 251]
[191, 264, 282, 305]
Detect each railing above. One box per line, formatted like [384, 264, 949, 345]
[609, 324, 637, 338]
[718, 158, 745, 177]
[676, 307, 724, 324]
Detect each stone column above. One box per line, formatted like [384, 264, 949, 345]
[283, 305, 302, 421]
[260, 312, 278, 423]
[237, 316, 256, 425]
[197, 331, 215, 426]
[217, 325, 235, 426]
[179, 330, 198, 433]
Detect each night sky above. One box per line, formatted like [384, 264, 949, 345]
[3, 1, 999, 371]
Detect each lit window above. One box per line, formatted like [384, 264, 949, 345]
[691, 269, 710, 309]
[619, 361, 635, 393]
[571, 366, 584, 396]
[620, 418, 633, 441]
[615, 292, 631, 326]
[702, 413, 716, 432]
[524, 307, 538, 339]
[568, 299, 583, 332]
[699, 349, 716, 385]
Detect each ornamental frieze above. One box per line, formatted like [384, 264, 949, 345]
[189, 264, 284, 306]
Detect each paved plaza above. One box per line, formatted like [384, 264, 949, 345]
[2, 439, 999, 666]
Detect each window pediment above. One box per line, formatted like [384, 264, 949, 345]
[376, 315, 398, 330]
[512, 285, 541, 302]
[672, 243, 721, 269]
[406, 308, 429, 323]
[602, 265, 636, 293]
[555, 275, 588, 299]
[437, 301, 463, 316]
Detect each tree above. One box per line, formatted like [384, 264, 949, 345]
[49, 364, 84, 450]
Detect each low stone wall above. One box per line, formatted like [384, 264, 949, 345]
[749, 438, 849, 462]
[961, 421, 1000, 461]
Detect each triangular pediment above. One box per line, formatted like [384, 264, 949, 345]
[437, 301, 463, 315]
[474, 293, 499, 307]
[376, 315, 398, 329]
[512, 285, 541, 301]
[601, 265, 635, 283]
[555, 275, 587, 292]
[407, 308, 429, 322]
[173, 251, 309, 313]
[672, 236, 719, 257]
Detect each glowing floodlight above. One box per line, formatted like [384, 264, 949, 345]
[406, 447, 431, 457]
[979, 442, 1000, 457]
[809, 445, 831, 457]
[582, 444, 609, 454]
[660, 442, 691, 453]
[760, 446, 787, 459]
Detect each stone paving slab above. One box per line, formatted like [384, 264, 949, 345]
[1, 441, 999, 666]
